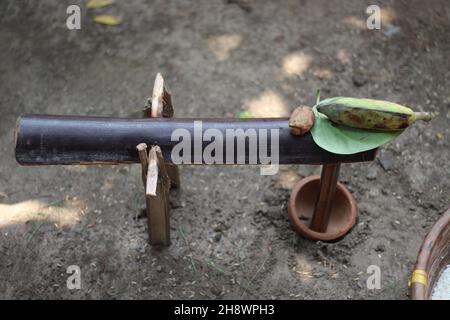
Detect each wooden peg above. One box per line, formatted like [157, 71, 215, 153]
[143, 72, 180, 188]
[136, 143, 148, 185]
[146, 145, 171, 246]
[150, 72, 174, 118]
[136, 143, 171, 246]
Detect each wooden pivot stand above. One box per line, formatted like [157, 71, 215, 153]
[15, 73, 378, 245]
[137, 73, 180, 246]
[288, 163, 358, 242]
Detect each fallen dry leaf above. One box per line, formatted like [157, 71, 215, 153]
[87, 0, 114, 9]
[94, 15, 121, 25]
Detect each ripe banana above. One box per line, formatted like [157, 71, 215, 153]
[316, 97, 432, 131]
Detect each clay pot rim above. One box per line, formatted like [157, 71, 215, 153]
[288, 175, 357, 242]
[411, 207, 450, 300]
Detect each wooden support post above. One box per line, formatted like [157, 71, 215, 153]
[309, 163, 341, 233]
[147, 146, 171, 245]
[138, 73, 177, 246]
[136, 143, 171, 246]
[144, 72, 180, 188]
[136, 143, 149, 186]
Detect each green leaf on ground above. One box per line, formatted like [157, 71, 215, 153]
[238, 111, 254, 118]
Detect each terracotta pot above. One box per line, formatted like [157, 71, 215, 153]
[288, 175, 357, 241]
[411, 207, 450, 300]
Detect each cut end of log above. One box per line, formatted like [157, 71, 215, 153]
[146, 147, 160, 196]
[150, 73, 174, 118]
[14, 117, 21, 149]
[136, 143, 148, 151]
[151, 73, 164, 118]
[14, 117, 23, 165]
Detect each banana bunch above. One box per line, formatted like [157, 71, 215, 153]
[316, 97, 432, 131]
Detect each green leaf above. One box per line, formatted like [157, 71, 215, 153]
[310, 105, 402, 155]
[315, 89, 321, 104]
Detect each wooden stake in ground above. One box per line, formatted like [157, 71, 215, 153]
[137, 72, 179, 246]
[136, 143, 149, 185]
[136, 143, 171, 246]
[143, 72, 180, 188]
[147, 146, 171, 245]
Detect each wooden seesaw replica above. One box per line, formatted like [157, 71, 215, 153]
[14, 73, 377, 246]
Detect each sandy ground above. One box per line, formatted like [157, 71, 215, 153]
[0, 0, 449, 299]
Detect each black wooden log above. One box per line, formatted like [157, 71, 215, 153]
[15, 114, 377, 165]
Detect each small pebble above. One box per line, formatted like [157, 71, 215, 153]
[352, 72, 367, 87]
[213, 233, 222, 242]
[377, 150, 394, 171]
[366, 168, 377, 181]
